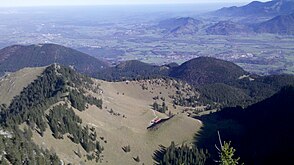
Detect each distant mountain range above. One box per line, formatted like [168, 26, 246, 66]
[205, 12, 294, 35]
[215, 0, 294, 17]
[206, 20, 253, 35]
[203, 0, 294, 35]
[157, 17, 202, 36]
[0, 44, 108, 76]
[158, 13, 294, 36]
[155, 1, 294, 36]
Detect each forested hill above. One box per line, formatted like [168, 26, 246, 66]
[169, 56, 248, 85]
[0, 44, 108, 76]
[198, 74, 294, 107]
[0, 64, 104, 164]
[196, 85, 294, 165]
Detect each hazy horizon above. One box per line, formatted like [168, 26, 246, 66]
[0, 0, 270, 7]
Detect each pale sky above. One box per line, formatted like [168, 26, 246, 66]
[0, 0, 270, 7]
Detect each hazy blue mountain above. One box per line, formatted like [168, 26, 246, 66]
[255, 12, 294, 34]
[157, 17, 202, 36]
[206, 20, 253, 35]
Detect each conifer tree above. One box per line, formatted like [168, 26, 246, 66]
[216, 131, 242, 165]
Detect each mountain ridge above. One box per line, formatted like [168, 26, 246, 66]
[214, 0, 294, 17]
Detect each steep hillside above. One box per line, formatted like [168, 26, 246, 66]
[0, 64, 104, 164]
[255, 12, 294, 34]
[214, 0, 294, 17]
[206, 21, 253, 35]
[169, 57, 248, 85]
[198, 74, 294, 107]
[0, 66, 45, 105]
[196, 85, 294, 165]
[0, 44, 108, 76]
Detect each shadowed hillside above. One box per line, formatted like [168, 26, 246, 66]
[198, 74, 294, 107]
[196, 86, 294, 165]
